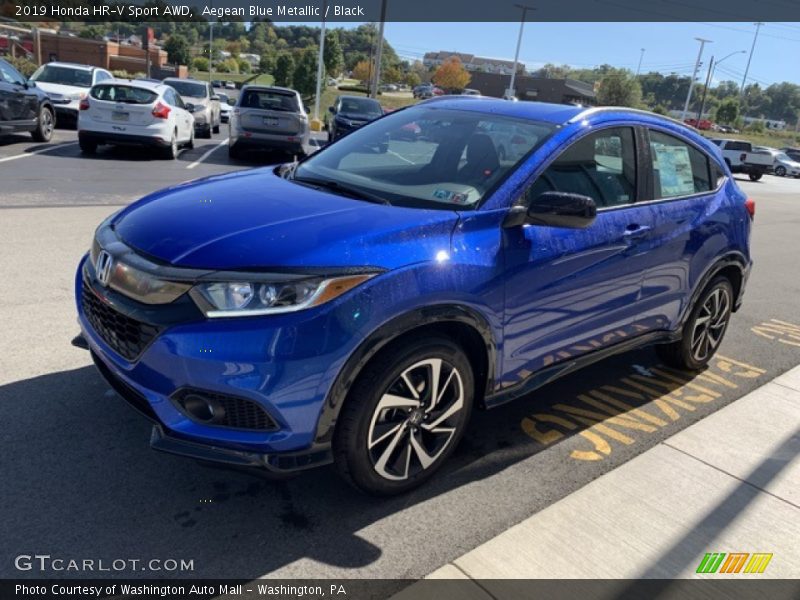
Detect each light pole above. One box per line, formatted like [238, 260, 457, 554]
[208, 21, 214, 82]
[740, 22, 763, 102]
[507, 4, 535, 100]
[370, 0, 388, 99]
[681, 37, 711, 122]
[635, 48, 645, 77]
[311, 0, 327, 130]
[696, 50, 746, 124]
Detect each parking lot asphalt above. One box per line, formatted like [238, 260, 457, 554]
[1, 131, 799, 580]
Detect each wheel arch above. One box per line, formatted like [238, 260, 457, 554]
[680, 252, 748, 329]
[314, 305, 498, 444]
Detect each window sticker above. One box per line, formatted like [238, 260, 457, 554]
[653, 144, 695, 196]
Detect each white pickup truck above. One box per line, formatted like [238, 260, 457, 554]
[710, 138, 773, 181]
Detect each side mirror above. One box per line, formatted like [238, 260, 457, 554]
[210, 95, 220, 101]
[328, 106, 335, 113]
[504, 191, 597, 229]
[184, 102, 195, 112]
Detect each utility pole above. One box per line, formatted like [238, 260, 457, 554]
[681, 37, 711, 122]
[208, 20, 214, 82]
[696, 56, 713, 125]
[635, 48, 645, 77]
[370, 0, 387, 99]
[507, 4, 535, 100]
[311, 0, 327, 129]
[740, 22, 763, 103]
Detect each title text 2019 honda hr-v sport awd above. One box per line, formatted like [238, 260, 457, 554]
[75, 98, 753, 495]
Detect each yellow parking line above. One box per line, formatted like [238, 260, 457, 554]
[186, 138, 229, 170]
[0, 142, 77, 164]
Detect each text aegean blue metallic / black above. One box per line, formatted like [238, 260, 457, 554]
[75, 97, 753, 495]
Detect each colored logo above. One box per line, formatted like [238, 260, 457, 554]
[696, 552, 773, 574]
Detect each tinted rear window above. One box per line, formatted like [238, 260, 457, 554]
[239, 90, 299, 112]
[32, 65, 92, 87]
[90, 85, 158, 104]
[165, 80, 207, 98]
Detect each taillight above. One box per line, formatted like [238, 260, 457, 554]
[79, 97, 90, 111]
[745, 197, 755, 220]
[152, 102, 171, 119]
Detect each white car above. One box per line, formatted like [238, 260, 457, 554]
[217, 92, 233, 123]
[78, 80, 195, 159]
[772, 152, 800, 177]
[30, 62, 113, 124]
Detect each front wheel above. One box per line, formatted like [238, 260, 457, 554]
[657, 276, 734, 370]
[749, 171, 763, 181]
[31, 106, 54, 142]
[334, 336, 474, 495]
[775, 165, 786, 177]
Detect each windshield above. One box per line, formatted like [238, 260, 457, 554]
[165, 80, 207, 98]
[31, 65, 92, 88]
[339, 97, 382, 118]
[294, 106, 555, 209]
[777, 153, 792, 162]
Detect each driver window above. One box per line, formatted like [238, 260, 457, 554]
[527, 127, 637, 208]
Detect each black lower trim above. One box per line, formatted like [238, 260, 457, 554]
[79, 130, 171, 148]
[150, 425, 333, 473]
[484, 330, 677, 408]
[90, 350, 160, 423]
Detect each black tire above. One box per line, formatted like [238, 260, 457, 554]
[334, 336, 474, 495]
[212, 120, 220, 134]
[31, 105, 55, 142]
[748, 172, 763, 181]
[656, 276, 734, 371]
[202, 126, 212, 139]
[162, 132, 178, 160]
[228, 143, 242, 159]
[775, 165, 786, 177]
[79, 139, 97, 154]
[186, 129, 195, 150]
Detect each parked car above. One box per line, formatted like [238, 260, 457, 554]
[0, 58, 56, 142]
[462, 88, 481, 96]
[326, 95, 384, 141]
[28, 62, 113, 126]
[412, 84, 430, 98]
[379, 83, 399, 92]
[327, 77, 339, 87]
[229, 85, 311, 159]
[684, 118, 712, 130]
[162, 77, 220, 138]
[419, 86, 444, 99]
[481, 120, 536, 161]
[709, 138, 772, 181]
[780, 147, 800, 162]
[771, 152, 800, 177]
[211, 80, 224, 89]
[225, 81, 236, 90]
[217, 92, 233, 123]
[77, 80, 194, 159]
[75, 99, 753, 495]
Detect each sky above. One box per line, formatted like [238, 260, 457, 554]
[318, 21, 800, 86]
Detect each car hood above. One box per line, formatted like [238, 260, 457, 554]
[112, 168, 459, 271]
[33, 82, 87, 98]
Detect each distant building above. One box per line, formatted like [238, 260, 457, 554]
[423, 50, 521, 76]
[468, 72, 596, 105]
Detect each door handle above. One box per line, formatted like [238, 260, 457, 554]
[623, 224, 652, 239]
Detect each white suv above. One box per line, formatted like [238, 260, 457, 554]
[78, 80, 195, 159]
[30, 62, 113, 124]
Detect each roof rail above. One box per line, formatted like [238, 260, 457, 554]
[568, 105, 687, 127]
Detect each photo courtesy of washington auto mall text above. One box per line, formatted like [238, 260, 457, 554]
[1, 0, 800, 599]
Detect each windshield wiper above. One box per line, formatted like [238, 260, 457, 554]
[292, 176, 391, 205]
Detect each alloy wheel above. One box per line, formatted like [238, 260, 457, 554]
[367, 358, 465, 481]
[690, 287, 731, 362]
[775, 166, 786, 177]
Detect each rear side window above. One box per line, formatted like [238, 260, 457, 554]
[649, 130, 712, 198]
[527, 127, 637, 209]
[239, 89, 299, 112]
[90, 85, 158, 105]
[726, 141, 750, 152]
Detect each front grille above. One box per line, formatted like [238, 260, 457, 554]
[172, 389, 278, 431]
[81, 282, 162, 361]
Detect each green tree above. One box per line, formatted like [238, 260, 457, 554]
[597, 69, 642, 107]
[259, 51, 277, 74]
[164, 33, 192, 66]
[79, 25, 106, 40]
[323, 30, 344, 77]
[274, 52, 295, 87]
[293, 47, 322, 97]
[715, 98, 739, 125]
[238, 59, 252, 74]
[405, 71, 421, 88]
[192, 57, 209, 72]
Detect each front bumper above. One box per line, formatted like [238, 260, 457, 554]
[75, 252, 363, 470]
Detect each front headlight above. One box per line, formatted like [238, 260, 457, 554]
[191, 274, 376, 318]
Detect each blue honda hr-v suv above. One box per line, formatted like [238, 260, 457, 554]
[75, 98, 753, 494]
